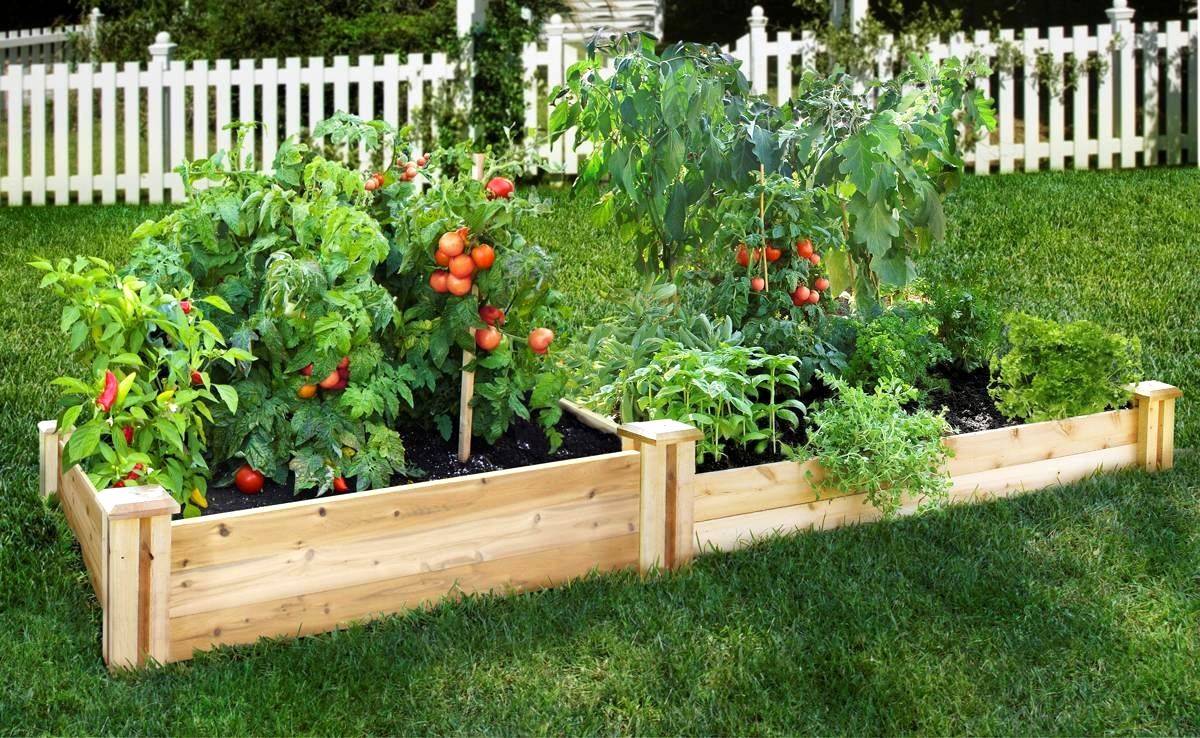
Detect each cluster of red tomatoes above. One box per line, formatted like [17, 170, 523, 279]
[429, 227, 496, 297]
[736, 237, 830, 306]
[473, 305, 554, 357]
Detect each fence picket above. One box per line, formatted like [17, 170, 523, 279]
[1022, 28, 1040, 172]
[1072, 25, 1091, 169]
[168, 60, 186, 200]
[193, 61, 210, 163]
[260, 58, 279, 172]
[99, 62, 116, 204]
[29, 64, 46, 205]
[1096, 24, 1115, 169]
[5, 64, 24, 204]
[121, 62, 139, 202]
[77, 63, 94, 204]
[1142, 22, 1160, 165]
[1165, 20, 1183, 165]
[997, 29, 1016, 173]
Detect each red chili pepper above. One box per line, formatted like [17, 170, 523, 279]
[96, 370, 118, 413]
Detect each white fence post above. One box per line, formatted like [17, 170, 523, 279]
[544, 13, 565, 169]
[1107, 0, 1137, 167]
[747, 6, 768, 95]
[88, 7, 103, 61]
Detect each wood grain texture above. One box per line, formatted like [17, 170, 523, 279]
[945, 408, 1138, 476]
[104, 517, 140, 669]
[696, 444, 1138, 554]
[172, 451, 640, 571]
[38, 420, 58, 497]
[58, 464, 106, 601]
[694, 409, 1139, 523]
[170, 453, 641, 618]
[637, 443, 666, 572]
[168, 533, 638, 662]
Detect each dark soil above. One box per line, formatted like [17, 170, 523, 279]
[925, 366, 1017, 435]
[202, 412, 621, 516]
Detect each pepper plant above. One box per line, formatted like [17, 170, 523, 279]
[32, 257, 249, 516]
[550, 33, 748, 277]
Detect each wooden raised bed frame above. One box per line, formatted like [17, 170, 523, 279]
[40, 383, 1180, 669]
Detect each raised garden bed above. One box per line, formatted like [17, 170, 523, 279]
[40, 384, 1180, 669]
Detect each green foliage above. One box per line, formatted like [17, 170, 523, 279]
[772, 58, 995, 309]
[846, 304, 950, 394]
[470, 0, 562, 150]
[926, 284, 1002, 372]
[79, 0, 457, 63]
[804, 376, 951, 517]
[991, 313, 1142, 422]
[30, 257, 249, 513]
[590, 340, 808, 463]
[551, 34, 750, 276]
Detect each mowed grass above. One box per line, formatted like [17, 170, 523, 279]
[1, 170, 1199, 735]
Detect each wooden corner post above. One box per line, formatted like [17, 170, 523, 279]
[98, 485, 179, 669]
[1130, 381, 1183, 472]
[619, 420, 703, 572]
[38, 420, 60, 499]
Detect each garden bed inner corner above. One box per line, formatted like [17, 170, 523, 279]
[39, 382, 1181, 670]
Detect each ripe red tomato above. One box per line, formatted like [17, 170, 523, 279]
[809, 253, 821, 266]
[300, 363, 314, 377]
[796, 239, 814, 258]
[446, 273, 473, 297]
[750, 276, 766, 292]
[485, 176, 515, 199]
[364, 178, 379, 192]
[333, 476, 350, 494]
[434, 249, 450, 267]
[405, 164, 418, 179]
[471, 244, 495, 270]
[180, 299, 192, 314]
[449, 254, 475, 279]
[807, 290, 821, 304]
[234, 464, 264, 495]
[791, 285, 811, 305]
[765, 245, 782, 262]
[814, 277, 831, 292]
[479, 304, 505, 326]
[319, 369, 342, 390]
[337, 356, 350, 371]
[528, 327, 554, 355]
[736, 244, 750, 268]
[190, 370, 203, 386]
[438, 229, 466, 257]
[297, 384, 318, 399]
[475, 325, 502, 351]
[430, 270, 450, 293]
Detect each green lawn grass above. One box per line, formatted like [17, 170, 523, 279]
[1, 169, 1199, 734]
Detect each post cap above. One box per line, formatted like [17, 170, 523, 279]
[98, 484, 180, 519]
[1128, 380, 1183, 401]
[618, 419, 704, 446]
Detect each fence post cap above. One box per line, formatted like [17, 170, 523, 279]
[748, 5, 767, 25]
[98, 484, 180, 519]
[154, 31, 171, 44]
[619, 419, 703, 446]
[1128, 380, 1183, 401]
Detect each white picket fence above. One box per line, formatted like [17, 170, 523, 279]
[1, 25, 86, 69]
[0, 40, 455, 205]
[523, 5, 1200, 174]
[2, 2, 1198, 205]
[723, 6, 1199, 173]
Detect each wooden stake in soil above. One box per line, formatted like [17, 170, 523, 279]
[759, 165, 768, 291]
[457, 152, 488, 462]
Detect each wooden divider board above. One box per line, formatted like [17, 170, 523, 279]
[168, 451, 641, 646]
[695, 443, 1139, 554]
[694, 408, 1139, 524]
